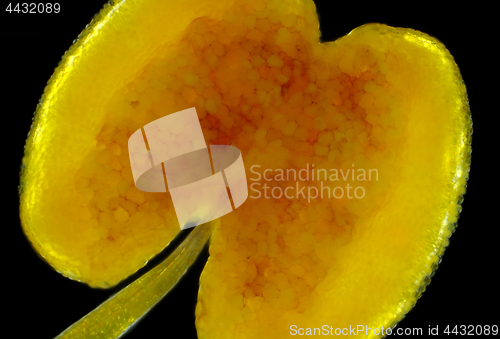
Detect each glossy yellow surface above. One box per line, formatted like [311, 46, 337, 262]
[19, 0, 471, 337]
[56, 222, 216, 339]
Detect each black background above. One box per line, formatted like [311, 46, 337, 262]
[1, 1, 497, 338]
